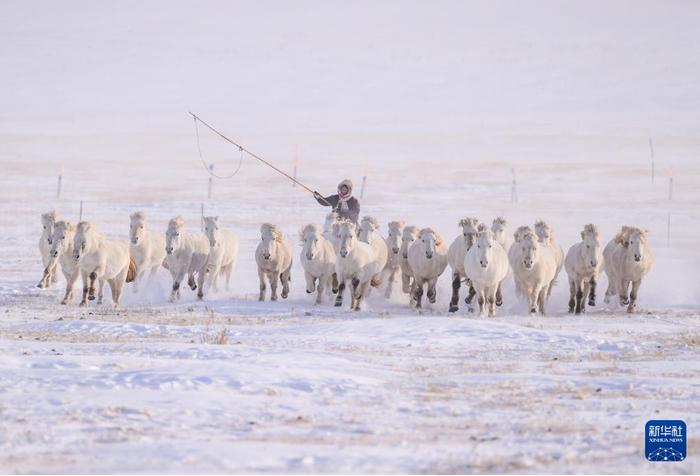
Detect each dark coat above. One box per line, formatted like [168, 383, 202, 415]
[315, 193, 360, 223]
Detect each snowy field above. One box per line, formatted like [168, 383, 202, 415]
[2, 0, 700, 473]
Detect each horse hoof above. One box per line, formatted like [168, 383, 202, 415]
[496, 300, 503, 307]
[36, 283, 44, 289]
[588, 300, 596, 307]
[332, 288, 339, 294]
[88, 295, 95, 301]
[306, 290, 313, 294]
[448, 306, 458, 313]
[334, 301, 342, 307]
[530, 308, 537, 314]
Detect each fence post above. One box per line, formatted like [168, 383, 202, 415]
[510, 168, 518, 203]
[79, 200, 83, 222]
[201, 203, 204, 231]
[56, 165, 63, 199]
[360, 175, 367, 199]
[668, 171, 673, 201]
[667, 211, 671, 247]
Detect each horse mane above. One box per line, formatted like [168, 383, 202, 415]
[493, 216, 507, 226]
[76, 221, 91, 232]
[514, 225, 534, 242]
[361, 216, 380, 229]
[55, 220, 75, 232]
[388, 220, 405, 231]
[614, 225, 631, 244]
[458, 217, 478, 228]
[403, 225, 420, 238]
[299, 223, 322, 241]
[168, 216, 185, 230]
[130, 211, 146, 221]
[325, 211, 339, 220]
[261, 223, 282, 241]
[581, 223, 598, 239]
[203, 215, 219, 225]
[534, 219, 550, 231]
[337, 219, 356, 233]
[476, 223, 488, 233]
[42, 210, 57, 221]
[420, 227, 444, 246]
[477, 229, 494, 240]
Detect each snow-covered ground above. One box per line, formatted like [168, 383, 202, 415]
[2, 0, 700, 473]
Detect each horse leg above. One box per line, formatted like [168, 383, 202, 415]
[588, 277, 597, 306]
[568, 279, 576, 314]
[488, 288, 497, 317]
[413, 280, 424, 309]
[97, 279, 106, 305]
[258, 268, 266, 301]
[385, 269, 396, 299]
[305, 271, 316, 294]
[604, 273, 616, 303]
[79, 271, 89, 306]
[171, 268, 185, 302]
[332, 272, 339, 294]
[188, 271, 197, 291]
[401, 271, 411, 294]
[280, 265, 291, 299]
[581, 279, 591, 314]
[197, 266, 207, 300]
[62, 270, 78, 305]
[477, 290, 485, 316]
[619, 278, 630, 306]
[495, 282, 503, 307]
[528, 287, 538, 314]
[269, 272, 279, 301]
[87, 271, 98, 301]
[449, 273, 461, 313]
[315, 276, 326, 305]
[628, 280, 641, 313]
[351, 277, 361, 311]
[225, 264, 233, 291]
[50, 260, 59, 285]
[335, 280, 345, 307]
[537, 286, 548, 315]
[575, 278, 584, 315]
[465, 280, 476, 305]
[427, 278, 438, 304]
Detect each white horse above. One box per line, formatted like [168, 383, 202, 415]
[509, 230, 557, 314]
[164, 216, 209, 302]
[37, 210, 59, 288]
[129, 211, 166, 291]
[299, 223, 336, 304]
[603, 226, 654, 313]
[382, 220, 405, 298]
[255, 223, 293, 301]
[534, 220, 564, 297]
[407, 228, 448, 309]
[508, 225, 533, 297]
[564, 224, 603, 314]
[465, 230, 509, 317]
[491, 217, 509, 250]
[201, 216, 239, 299]
[359, 216, 389, 288]
[447, 217, 480, 312]
[323, 212, 340, 241]
[334, 221, 382, 310]
[399, 225, 420, 297]
[39, 221, 80, 304]
[73, 221, 136, 307]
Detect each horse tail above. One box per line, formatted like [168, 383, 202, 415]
[126, 257, 137, 283]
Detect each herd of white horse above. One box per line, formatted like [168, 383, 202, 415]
[36, 210, 654, 315]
